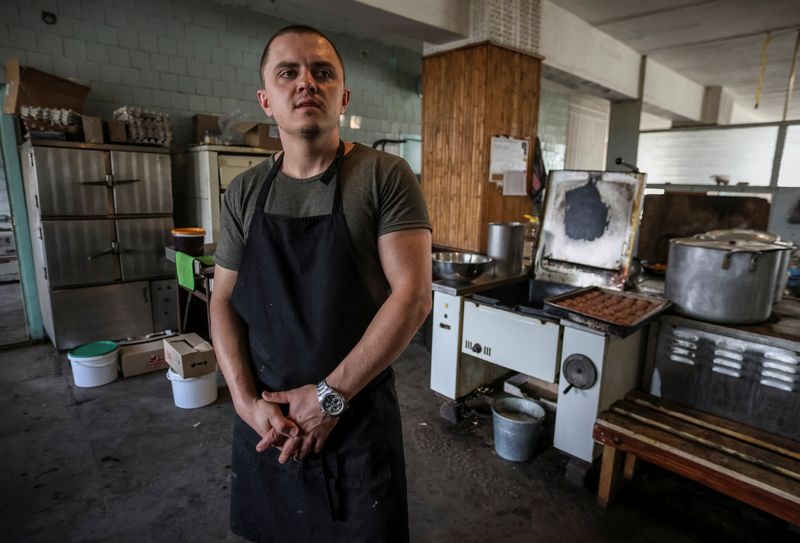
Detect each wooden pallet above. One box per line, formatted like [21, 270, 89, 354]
[593, 391, 800, 526]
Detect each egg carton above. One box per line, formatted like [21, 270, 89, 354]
[113, 106, 172, 147]
[20, 106, 81, 133]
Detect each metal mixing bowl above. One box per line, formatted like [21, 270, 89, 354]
[432, 252, 494, 282]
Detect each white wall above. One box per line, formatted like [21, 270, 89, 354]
[565, 93, 609, 170]
[0, 0, 423, 148]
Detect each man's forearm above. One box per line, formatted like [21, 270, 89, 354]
[210, 297, 259, 415]
[326, 288, 431, 401]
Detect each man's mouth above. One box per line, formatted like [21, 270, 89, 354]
[295, 100, 321, 109]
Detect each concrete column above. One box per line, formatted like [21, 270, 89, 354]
[606, 100, 643, 172]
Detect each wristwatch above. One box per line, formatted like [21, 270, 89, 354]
[316, 380, 347, 416]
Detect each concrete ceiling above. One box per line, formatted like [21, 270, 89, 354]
[550, 0, 800, 122]
[213, 0, 465, 51]
[216, 0, 799, 122]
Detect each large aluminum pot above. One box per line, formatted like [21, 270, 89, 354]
[487, 222, 525, 277]
[703, 229, 795, 303]
[665, 237, 783, 324]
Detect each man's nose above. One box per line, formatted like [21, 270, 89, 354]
[298, 71, 317, 93]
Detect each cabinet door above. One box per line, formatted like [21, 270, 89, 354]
[117, 217, 174, 280]
[111, 151, 172, 214]
[150, 279, 179, 331]
[31, 147, 110, 217]
[41, 220, 120, 287]
[51, 282, 154, 350]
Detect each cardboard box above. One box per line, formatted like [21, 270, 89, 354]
[3, 58, 91, 114]
[120, 338, 169, 378]
[192, 113, 220, 143]
[82, 115, 103, 143]
[244, 122, 281, 149]
[163, 333, 217, 378]
[107, 119, 127, 142]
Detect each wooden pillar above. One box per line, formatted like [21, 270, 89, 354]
[421, 43, 540, 253]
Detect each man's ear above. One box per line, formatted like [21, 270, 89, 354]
[257, 89, 272, 117]
[340, 88, 351, 114]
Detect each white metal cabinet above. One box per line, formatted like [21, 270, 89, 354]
[172, 145, 274, 243]
[461, 301, 561, 382]
[553, 325, 643, 462]
[430, 292, 463, 399]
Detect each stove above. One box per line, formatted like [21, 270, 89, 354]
[430, 170, 652, 462]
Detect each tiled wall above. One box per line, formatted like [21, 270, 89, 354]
[0, 0, 422, 149]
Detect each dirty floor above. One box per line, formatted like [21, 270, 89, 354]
[0, 341, 798, 542]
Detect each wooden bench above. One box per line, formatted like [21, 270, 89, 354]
[593, 390, 800, 526]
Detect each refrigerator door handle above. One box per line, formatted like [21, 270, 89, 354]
[87, 241, 119, 261]
[111, 178, 140, 186]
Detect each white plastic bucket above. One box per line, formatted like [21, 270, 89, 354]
[67, 341, 119, 388]
[166, 367, 218, 408]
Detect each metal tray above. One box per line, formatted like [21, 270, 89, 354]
[543, 286, 671, 338]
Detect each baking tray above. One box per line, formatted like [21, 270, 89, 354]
[543, 286, 671, 338]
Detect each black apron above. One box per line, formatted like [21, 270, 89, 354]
[229, 141, 409, 543]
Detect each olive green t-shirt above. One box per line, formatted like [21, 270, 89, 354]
[214, 143, 431, 306]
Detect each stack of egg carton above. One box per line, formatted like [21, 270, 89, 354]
[113, 106, 172, 147]
[20, 106, 81, 133]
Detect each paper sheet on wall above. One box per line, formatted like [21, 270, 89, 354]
[502, 171, 527, 195]
[489, 136, 529, 196]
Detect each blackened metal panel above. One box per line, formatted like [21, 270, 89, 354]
[534, 170, 646, 289]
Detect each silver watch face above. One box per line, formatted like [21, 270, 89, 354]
[321, 392, 346, 416]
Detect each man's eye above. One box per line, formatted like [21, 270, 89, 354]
[316, 69, 333, 79]
[279, 70, 296, 78]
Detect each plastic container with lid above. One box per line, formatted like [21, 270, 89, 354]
[67, 340, 119, 388]
[171, 227, 206, 257]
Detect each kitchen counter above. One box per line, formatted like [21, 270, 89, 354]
[432, 271, 529, 296]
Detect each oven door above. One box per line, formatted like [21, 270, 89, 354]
[461, 300, 561, 382]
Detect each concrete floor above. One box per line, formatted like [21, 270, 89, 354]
[1, 340, 798, 543]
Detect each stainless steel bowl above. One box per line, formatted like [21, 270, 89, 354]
[432, 252, 494, 282]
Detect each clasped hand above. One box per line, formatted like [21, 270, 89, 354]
[245, 384, 338, 464]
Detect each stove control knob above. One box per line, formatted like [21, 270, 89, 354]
[471, 343, 482, 354]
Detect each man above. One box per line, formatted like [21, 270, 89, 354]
[210, 25, 432, 543]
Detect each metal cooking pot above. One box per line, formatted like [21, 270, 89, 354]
[665, 237, 783, 324]
[702, 229, 794, 303]
[487, 222, 525, 277]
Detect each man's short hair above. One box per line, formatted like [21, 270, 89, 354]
[259, 25, 346, 86]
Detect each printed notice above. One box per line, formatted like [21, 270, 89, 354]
[489, 136, 529, 196]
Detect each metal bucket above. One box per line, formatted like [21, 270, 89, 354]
[491, 397, 546, 462]
[487, 222, 525, 277]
